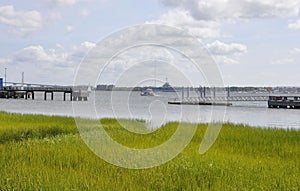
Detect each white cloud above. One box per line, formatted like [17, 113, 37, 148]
[214, 56, 239, 65]
[0, 42, 96, 84]
[147, 10, 221, 38]
[0, 5, 42, 34]
[269, 48, 300, 66]
[48, 0, 96, 6]
[205, 40, 247, 65]
[288, 19, 300, 29]
[0, 58, 11, 65]
[290, 48, 300, 54]
[15, 46, 57, 63]
[206, 40, 247, 55]
[49, 12, 62, 20]
[81, 41, 96, 49]
[66, 25, 74, 32]
[48, 0, 78, 6]
[272, 58, 294, 65]
[80, 9, 89, 16]
[161, 0, 300, 20]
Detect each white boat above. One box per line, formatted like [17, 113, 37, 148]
[140, 88, 156, 96]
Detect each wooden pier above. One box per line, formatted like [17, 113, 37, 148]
[0, 85, 89, 101]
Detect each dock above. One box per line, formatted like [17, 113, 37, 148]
[167, 96, 269, 106]
[268, 96, 300, 109]
[167, 86, 300, 109]
[168, 98, 232, 106]
[168, 95, 300, 109]
[0, 83, 89, 101]
[168, 86, 269, 106]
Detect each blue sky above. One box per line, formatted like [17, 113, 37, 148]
[0, 0, 300, 86]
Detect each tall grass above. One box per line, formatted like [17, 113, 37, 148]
[0, 112, 299, 190]
[0, 112, 77, 143]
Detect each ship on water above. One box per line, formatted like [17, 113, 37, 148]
[158, 82, 175, 92]
[140, 82, 175, 96]
[152, 82, 176, 92]
[140, 88, 156, 96]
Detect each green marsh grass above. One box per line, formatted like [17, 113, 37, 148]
[0, 112, 299, 190]
[0, 112, 77, 143]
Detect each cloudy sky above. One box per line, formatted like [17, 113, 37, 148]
[0, 0, 300, 86]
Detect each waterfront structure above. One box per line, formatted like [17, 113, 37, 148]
[268, 96, 300, 109]
[96, 84, 115, 90]
[0, 82, 89, 101]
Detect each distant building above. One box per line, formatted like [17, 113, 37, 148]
[107, 85, 115, 90]
[96, 85, 107, 90]
[96, 84, 115, 91]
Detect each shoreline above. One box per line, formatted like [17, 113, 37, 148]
[0, 110, 299, 130]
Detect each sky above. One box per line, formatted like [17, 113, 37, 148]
[0, 0, 300, 87]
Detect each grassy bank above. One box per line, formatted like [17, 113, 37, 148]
[0, 112, 299, 190]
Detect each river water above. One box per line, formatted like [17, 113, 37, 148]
[0, 91, 299, 129]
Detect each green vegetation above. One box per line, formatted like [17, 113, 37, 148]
[0, 112, 299, 190]
[0, 112, 77, 143]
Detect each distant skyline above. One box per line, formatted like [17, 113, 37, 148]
[0, 0, 300, 86]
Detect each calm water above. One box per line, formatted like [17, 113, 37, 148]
[0, 91, 300, 129]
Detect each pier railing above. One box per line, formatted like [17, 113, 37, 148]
[170, 96, 269, 103]
[3, 86, 73, 92]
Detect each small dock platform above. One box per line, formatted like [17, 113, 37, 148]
[168, 99, 232, 106]
[268, 96, 300, 109]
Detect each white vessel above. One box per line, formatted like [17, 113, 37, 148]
[140, 88, 156, 96]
